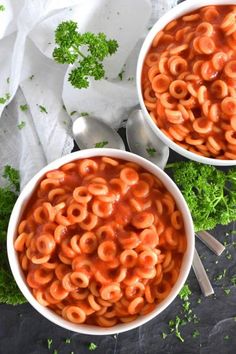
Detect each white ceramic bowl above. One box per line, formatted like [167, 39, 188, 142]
[7, 149, 194, 335]
[137, 0, 236, 166]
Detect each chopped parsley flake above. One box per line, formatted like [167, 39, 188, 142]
[179, 284, 191, 301]
[197, 298, 202, 304]
[231, 275, 236, 286]
[47, 338, 53, 349]
[65, 338, 71, 344]
[29, 75, 34, 80]
[0, 93, 10, 104]
[226, 252, 232, 260]
[37, 105, 48, 114]
[0, 4, 5, 11]
[70, 111, 77, 116]
[224, 335, 230, 340]
[118, 69, 125, 80]
[94, 141, 108, 148]
[146, 147, 156, 157]
[80, 112, 89, 116]
[169, 316, 184, 342]
[20, 104, 28, 112]
[17, 121, 26, 130]
[88, 342, 97, 351]
[161, 332, 168, 339]
[6, 77, 10, 84]
[224, 288, 231, 295]
[215, 269, 227, 281]
[192, 330, 200, 338]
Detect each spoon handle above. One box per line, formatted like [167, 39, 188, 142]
[196, 231, 225, 256]
[192, 248, 214, 297]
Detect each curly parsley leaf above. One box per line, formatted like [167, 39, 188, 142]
[166, 162, 236, 231]
[53, 21, 118, 89]
[0, 166, 26, 305]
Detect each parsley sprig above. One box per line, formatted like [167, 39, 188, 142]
[53, 21, 118, 89]
[166, 162, 236, 232]
[0, 166, 26, 305]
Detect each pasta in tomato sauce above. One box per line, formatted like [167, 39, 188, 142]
[142, 5, 236, 160]
[14, 157, 187, 327]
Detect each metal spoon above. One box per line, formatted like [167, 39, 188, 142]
[126, 109, 169, 169]
[126, 109, 214, 296]
[193, 249, 214, 296]
[72, 116, 125, 150]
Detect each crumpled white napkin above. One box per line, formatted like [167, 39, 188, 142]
[0, 0, 177, 188]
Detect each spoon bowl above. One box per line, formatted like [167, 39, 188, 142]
[126, 109, 169, 169]
[72, 116, 125, 150]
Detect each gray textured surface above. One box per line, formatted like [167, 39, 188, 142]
[0, 136, 235, 354]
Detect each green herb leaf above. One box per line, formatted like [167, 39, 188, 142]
[80, 112, 89, 116]
[165, 162, 236, 231]
[0, 166, 25, 305]
[192, 330, 200, 338]
[146, 147, 156, 157]
[88, 342, 97, 351]
[53, 21, 118, 89]
[161, 332, 168, 339]
[17, 121, 26, 130]
[0, 93, 10, 104]
[169, 316, 184, 342]
[0, 4, 5, 11]
[38, 105, 48, 114]
[231, 274, 236, 286]
[29, 75, 34, 80]
[224, 288, 231, 295]
[70, 111, 77, 116]
[94, 141, 108, 148]
[20, 104, 28, 112]
[118, 69, 125, 80]
[65, 338, 71, 344]
[224, 335, 230, 340]
[179, 284, 191, 301]
[215, 269, 227, 281]
[47, 338, 53, 349]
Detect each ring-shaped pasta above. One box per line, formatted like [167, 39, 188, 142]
[79, 232, 98, 254]
[98, 240, 117, 262]
[73, 186, 92, 204]
[64, 306, 86, 324]
[67, 203, 87, 223]
[151, 74, 171, 93]
[79, 212, 98, 231]
[169, 80, 188, 99]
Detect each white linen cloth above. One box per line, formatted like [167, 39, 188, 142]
[0, 0, 177, 188]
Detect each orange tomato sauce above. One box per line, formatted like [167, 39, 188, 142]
[14, 157, 187, 327]
[142, 5, 236, 160]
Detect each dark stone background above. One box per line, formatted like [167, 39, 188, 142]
[0, 126, 235, 354]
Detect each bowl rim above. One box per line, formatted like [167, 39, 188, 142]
[136, 0, 236, 166]
[7, 148, 194, 335]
